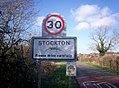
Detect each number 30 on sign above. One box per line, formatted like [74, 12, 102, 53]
[43, 13, 66, 35]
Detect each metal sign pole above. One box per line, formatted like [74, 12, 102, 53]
[66, 62, 77, 88]
[38, 61, 41, 88]
[68, 76, 72, 88]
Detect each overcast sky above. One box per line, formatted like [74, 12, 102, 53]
[31, 0, 119, 54]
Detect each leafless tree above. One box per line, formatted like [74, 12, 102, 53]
[0, 0, 37, 57]
[0, 0, 38, 87]
[90, 26, 119, 56]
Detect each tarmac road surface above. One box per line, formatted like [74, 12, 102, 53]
[76, 62, 119, 88]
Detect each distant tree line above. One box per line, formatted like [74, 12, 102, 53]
[78, 53, 119, 71]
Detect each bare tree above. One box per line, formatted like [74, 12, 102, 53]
[0, 0, 37, 57]
[0, 0, 38, 87]
[90, 26, 119, 56]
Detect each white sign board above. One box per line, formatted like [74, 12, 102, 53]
[66, 62, 76, 76]
[32, 37, 77, 61]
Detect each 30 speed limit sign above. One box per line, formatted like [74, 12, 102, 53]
[43, 13, 66, 35]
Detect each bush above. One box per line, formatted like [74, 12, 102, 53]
[78, 53, 119, 70]
[0, 56, 38, 88]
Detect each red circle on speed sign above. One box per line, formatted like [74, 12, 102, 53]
[43, 14, 65, 35]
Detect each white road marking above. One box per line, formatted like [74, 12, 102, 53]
[83, 81, 117, 88]
[108, 83, 118, 88]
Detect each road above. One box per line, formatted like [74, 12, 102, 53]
[76, 62, 119, 88]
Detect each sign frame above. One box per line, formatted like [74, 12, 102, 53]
[31, 37, 77, 61]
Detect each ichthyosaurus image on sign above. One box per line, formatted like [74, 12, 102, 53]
[66, 62, 76, 76]
[32, 37, 77, 61]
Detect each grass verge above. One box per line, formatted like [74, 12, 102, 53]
[41, 62, 78, 88]
[85, 62, 119, 75]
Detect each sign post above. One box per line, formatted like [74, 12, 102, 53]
[31, 13, 77, 88]
[37, 61, 41, 88]
[66, 62, 77, 88]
